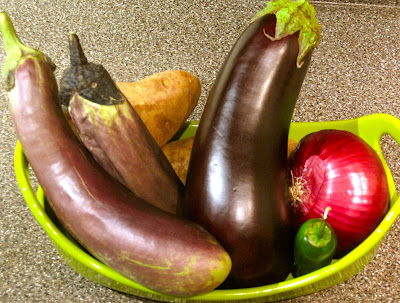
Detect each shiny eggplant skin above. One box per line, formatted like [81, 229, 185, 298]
[1, 13, 231, 297]
[63, 34, 183, 214]
[181, 13, 313, 288]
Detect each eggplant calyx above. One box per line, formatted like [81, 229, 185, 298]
[0, 12, 54, 90]
[72, 92, 134, 130]
[60, 33, 125, 107]
[251, 0, 321, 68]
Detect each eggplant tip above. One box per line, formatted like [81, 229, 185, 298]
[68, 33, 88, 66]
[0, 11, 12, 31]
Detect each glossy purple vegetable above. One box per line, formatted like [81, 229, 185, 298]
[180, 0, 320, 288]
[0, 12, 231, 297]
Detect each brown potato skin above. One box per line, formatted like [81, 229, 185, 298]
[117, 70, 201, 147]
[287, 138, 298, 158]
[162, 136, 195, 185]
[163, 136, 297, 185]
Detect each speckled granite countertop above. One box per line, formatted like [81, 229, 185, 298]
[0, 1, 399, 302]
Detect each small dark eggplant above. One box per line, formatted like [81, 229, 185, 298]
[0, 12, 231, 296]
[180, 0, 320, 288]
[59, 34, 183, 214]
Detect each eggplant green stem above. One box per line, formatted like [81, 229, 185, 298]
[251, 0, 321, 68]
[0, 11, 43, 87]
[69, 33, 88, 67]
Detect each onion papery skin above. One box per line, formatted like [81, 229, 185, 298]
[289, 129, 389, 257]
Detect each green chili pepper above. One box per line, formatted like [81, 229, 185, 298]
[294, 207, 337, 277]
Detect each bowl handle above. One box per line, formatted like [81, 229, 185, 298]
[358, 113, 400, 150]
[358, 113, 400, 203]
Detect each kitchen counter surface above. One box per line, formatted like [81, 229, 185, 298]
[1, 1, 399, 302]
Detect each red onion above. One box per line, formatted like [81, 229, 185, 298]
[289, 129, 389, 256]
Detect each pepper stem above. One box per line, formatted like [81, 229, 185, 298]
[323, 206, 332, 220]
[315, 207, 332, 239]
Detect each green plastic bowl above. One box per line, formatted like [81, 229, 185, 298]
[14, 113, 400, 302]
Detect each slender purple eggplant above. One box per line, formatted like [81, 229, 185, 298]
[0, 12, 231, 296]
[59, 34, 183, 214]
[180, 0, 320, 288]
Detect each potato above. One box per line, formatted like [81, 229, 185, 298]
[163, 136, 298, 185]
[288, 138, 298, 157]
[162, 136, 195, 184]
[117, 70, 201, 147]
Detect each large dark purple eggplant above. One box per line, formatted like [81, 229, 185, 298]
[0, 12, 231, 296]
[180, 0, 320, 288]
[59, 34, 183, 214]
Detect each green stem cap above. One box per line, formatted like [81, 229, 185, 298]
[251, 0, 321, 68]
[0, 12, 46, 89]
